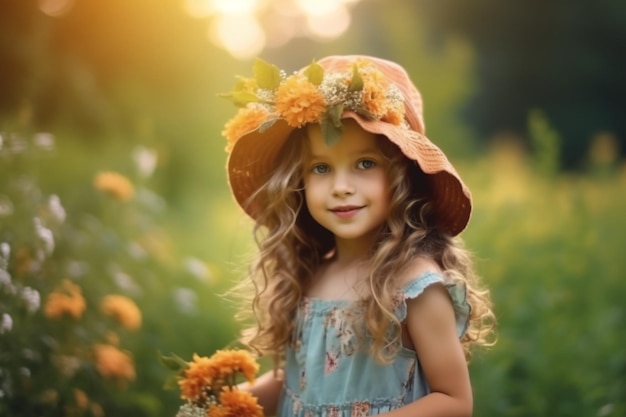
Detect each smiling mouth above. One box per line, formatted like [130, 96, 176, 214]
[330, 206, 363, 217]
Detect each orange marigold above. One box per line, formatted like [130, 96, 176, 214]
[94, 171, 134, 201]
[100, 294, 142, 331]
[92, 343, 136, 381]
[275, 74, 326, 127]
[178, 350, 259, 403]
[382, 101, 405, 125]
[44, 280, 86, 320]
[207, 387, 263, 417]
[179, 354, 217, 402]
[222, 106, 271, 152]
[361, 67, 391, 119]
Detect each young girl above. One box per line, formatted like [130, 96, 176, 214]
[221, 55, 495, 417]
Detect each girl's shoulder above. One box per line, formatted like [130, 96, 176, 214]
[396, 255, 442, 288]
[394, 256, 471, 338]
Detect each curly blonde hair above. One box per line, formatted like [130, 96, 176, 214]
[233, 127, 495, 365]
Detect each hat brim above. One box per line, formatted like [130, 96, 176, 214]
[227, 111, 471, 236]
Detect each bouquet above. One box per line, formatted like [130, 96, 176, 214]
[160, 349, 264, 417]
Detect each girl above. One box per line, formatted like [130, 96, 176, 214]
[221, 55, 495, 417]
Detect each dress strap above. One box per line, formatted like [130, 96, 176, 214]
[394, 271, 471, 337]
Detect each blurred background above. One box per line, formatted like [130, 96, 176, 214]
[0, 0, 624, 416]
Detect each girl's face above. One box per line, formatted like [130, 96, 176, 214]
[303, 120, 392, 248]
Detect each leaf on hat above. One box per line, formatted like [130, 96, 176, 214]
[348, 64, 364, 92]
[218, 90, 261, 107]
[218, 76, 260, 107]
[303, 60, 324, 86]
[321, 104, 344, 146]
[254, 58, 282, 90]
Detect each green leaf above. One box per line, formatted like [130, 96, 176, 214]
[327, 104, 344, 128]
[217, 91, 260, 107]
[304, 61, 324, 86]
[348, 64, 364, 92]
[158, 351, 188, 372]
[163, 374, 181, 391]
[254, 58, 282, 90]
[321, 106, 344, 146]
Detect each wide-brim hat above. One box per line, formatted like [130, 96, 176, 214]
[223, 55, 472, 236]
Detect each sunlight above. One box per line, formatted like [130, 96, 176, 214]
[183, 0, 365, 59]
[305, 4, 351, 39]
[38, 0, 74, 17]
[210, 13, 266, 60]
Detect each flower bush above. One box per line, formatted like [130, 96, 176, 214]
[0, 129, 203, 416]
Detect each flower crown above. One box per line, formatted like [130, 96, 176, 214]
[221, 58, 407, 150]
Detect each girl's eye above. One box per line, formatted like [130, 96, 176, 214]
[312, 164, 329, 174]
[357, 159, 376, 169]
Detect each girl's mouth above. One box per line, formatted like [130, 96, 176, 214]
[330, 205, 363, 218]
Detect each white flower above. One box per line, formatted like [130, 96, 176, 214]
[21, 287, 41, 314]
[0, 313, 13, 334]
[133, 145, 158, 178]
[173, 288, 198, 315]
[48, 195, 66, 224]
[33, 218, 54, 255]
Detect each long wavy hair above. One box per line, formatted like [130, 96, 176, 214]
[233, 126, 495, 365]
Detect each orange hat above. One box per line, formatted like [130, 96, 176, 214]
[222, 55, 471, 236]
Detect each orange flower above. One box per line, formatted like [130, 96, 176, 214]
[275, 74, 326, 127]
[361, 71, 388, 116]
[100, 295, 142, 331]
[207, 386, 264, 417]
[382, 101, 405, 125]
[178, 350, 259, 402]
[209, 349, 259, 384]
[94, 171, 134, 201]
[222, 106, 271, 152]
[92, 343, 136, 382]
[44, 280, 86, 320]
[74, 389, 89, 409]
[179, 354, 217, 402]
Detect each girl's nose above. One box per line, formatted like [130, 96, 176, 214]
[332, 171, 355, 197]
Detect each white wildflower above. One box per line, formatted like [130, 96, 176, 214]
[48, 195, 66, 223]
[132, 145, 158, 178]
[33, 218, 54, 255]
[0, 313, 12, 334]
[21, 286, 41, 314]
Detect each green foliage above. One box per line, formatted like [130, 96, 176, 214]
[528, 108, 561, 177]
[460, 143, 626, 417]
[0, 128, 236, 417]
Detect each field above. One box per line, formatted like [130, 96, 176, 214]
[1, 126, 624, 417]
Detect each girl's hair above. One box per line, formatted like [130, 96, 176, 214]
[234, 127, 495, 365]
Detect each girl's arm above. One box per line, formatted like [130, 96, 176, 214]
[383, 283, 473, 417]
[238, 368, 284, 417]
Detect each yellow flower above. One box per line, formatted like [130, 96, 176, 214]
[222, 106, 271, 152]
[44, 280, 86, 320]
[94, 171, 134, 201]
[100, 295, 142, 331]
[92, 343, 136, 382]
[207, 386, 264, 417]
[275, 74, 326, 127]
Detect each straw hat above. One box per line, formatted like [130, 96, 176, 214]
[222, 55, 471, 236]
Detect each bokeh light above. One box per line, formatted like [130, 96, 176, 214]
[183, 0, 364, 59]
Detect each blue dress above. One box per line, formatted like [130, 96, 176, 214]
[277, 272, 470, 417]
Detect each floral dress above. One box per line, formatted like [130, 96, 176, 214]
[277, 271, 470, 417]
